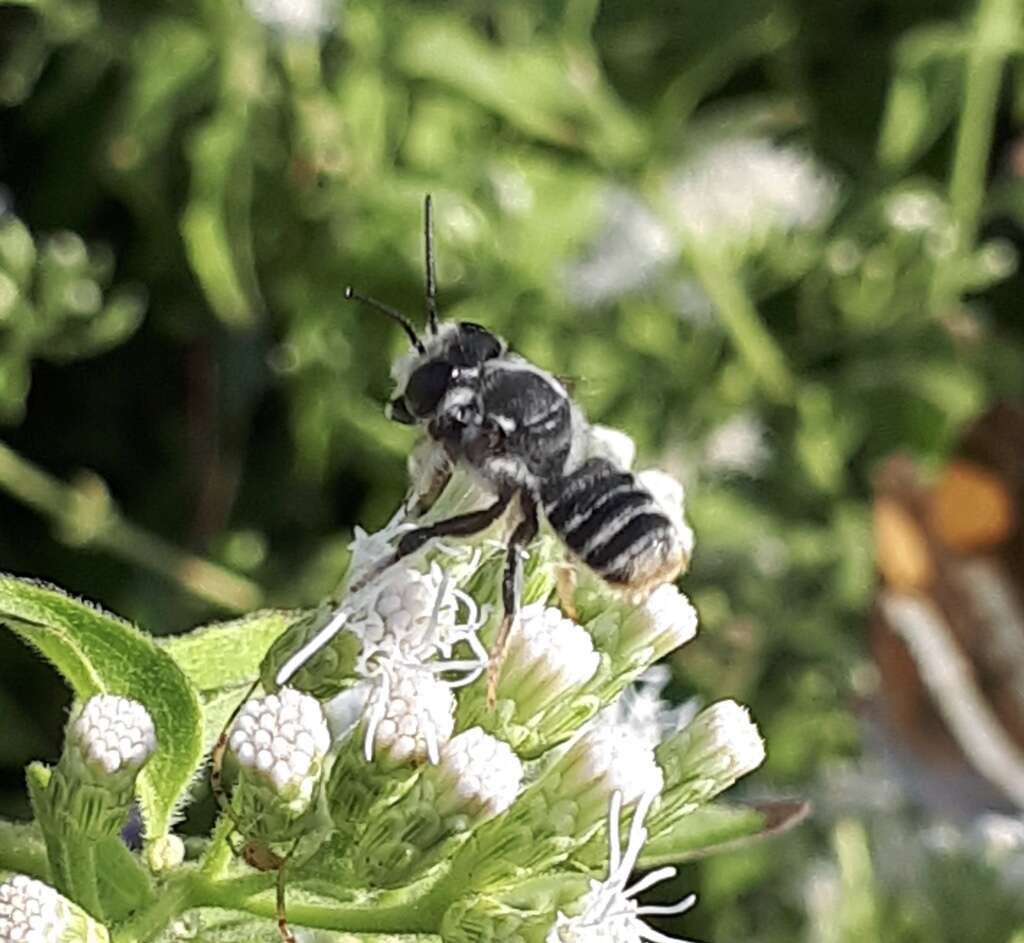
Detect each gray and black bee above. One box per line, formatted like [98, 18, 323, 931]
[345, 196, 688, 702]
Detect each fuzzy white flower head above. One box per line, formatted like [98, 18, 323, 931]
[345, 509, 413, 591]
[668, 136, 837, 252]
[229, 687, 331, 799]
[691, 700, 766, 781]
[636, 469, 694, 566]
[70, 694, 157, 776]
[547, 790, 696, 943]
[245, 0, 332, 35]
[433, 727, 524, 819]
[560, 724, 664, 808]
[586, 426, 637, 471]
[354, 563, 483, 665]
[621, 583, 698, 660]
[364, 668, 456, 766]
[599, 666, 699, 750]
[702, 413, 770, 477]
[0, 876, 77, 943]
[565, 189, 676, 306]
[500, 604, 600, 712]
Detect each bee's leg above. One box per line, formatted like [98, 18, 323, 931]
[349, 491, 513, 594]
[407, 444, 452, 517]
[487, 495, 539, 708]
[211, 678, 260, 815]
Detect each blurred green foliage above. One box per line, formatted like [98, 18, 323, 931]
[2, 0, 1024, 939]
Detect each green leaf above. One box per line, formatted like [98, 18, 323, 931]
[159, 609, 298, 692]
[0, 817, 49, 881]
[0, 574, 203, 842]
[637, 799, 811, 869]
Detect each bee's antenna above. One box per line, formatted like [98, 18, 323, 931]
[344, 286, 427, 354]
[424, 194, 439, 335]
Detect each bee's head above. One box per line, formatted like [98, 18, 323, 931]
[344, 196, 506, 426]
[387, 321, 505, 424]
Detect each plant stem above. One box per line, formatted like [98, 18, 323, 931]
[690, 248, 794, 404]
[948, 0, 1020, 247]
[110, 871, 197, 943]
[0, 439, 262, 613]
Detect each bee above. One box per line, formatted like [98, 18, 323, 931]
[342, 197, 689, 703]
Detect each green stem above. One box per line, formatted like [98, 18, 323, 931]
[110, 871, 197, 943]
[949, 0, 1020, 246]
[0, 439, 262, 613]
[691, 248, 794, 403]
[195, 872, 448, 935]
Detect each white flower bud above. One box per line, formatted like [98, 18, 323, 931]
[355, 564, 462, 658]
[547, 790, 696, 943]
[229, 687, 331, 802]
[365, 670, 456, 767]
[498, 604, 600, 716]
[0, 875, 108, 943]
[69, 694, 156, 777]
[559, 725, 664, 812]
[619, 584, 698, 663]
[690, 700, 765, 781]
[432, 728, 523, 820]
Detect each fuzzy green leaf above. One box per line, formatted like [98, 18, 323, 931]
[159, 609, 299, 692]
[0, 817, 49, 881]
[0, 574, 202, 841]
[637, 799, 811, 869]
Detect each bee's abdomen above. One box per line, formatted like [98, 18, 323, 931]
[541, 459, 685, 591]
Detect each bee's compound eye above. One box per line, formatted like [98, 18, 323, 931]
[404, 360, 454, 417]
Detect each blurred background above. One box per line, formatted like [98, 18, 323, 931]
[2, 0, 1024, 939]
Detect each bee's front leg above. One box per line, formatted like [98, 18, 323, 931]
[406, 439, 452, 517]
[486, 493, 539, 708]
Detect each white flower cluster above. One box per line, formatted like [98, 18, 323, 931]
[229, 687, 331, 797]
[433, 727, 524, 819]
[668, 136, 837, 251]
[499, 604, 600, 711]
[364, 670, 456, 766]
[561, 725, 665, 809]
[564, 189, 677, 306]
[0, 875, 72, 943]
[69, 694, 156, 777]
[547, 791, 696, 943]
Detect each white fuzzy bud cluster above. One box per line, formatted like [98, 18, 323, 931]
[365, 670, 456, 767]
[229, 687, 331, 800]
[354, 564, 468, 661]
[668, 135, 837, 251]
[690, 700, 766, 782]
[559, 725, 664, 813]
[620, 583, 699, 663]
[0, 875, 68, 943]
[499, 604, 600, 715]
[432, 728, 523, 820]
[68, 694, 156, 778]
[0, 875, 107, 943]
